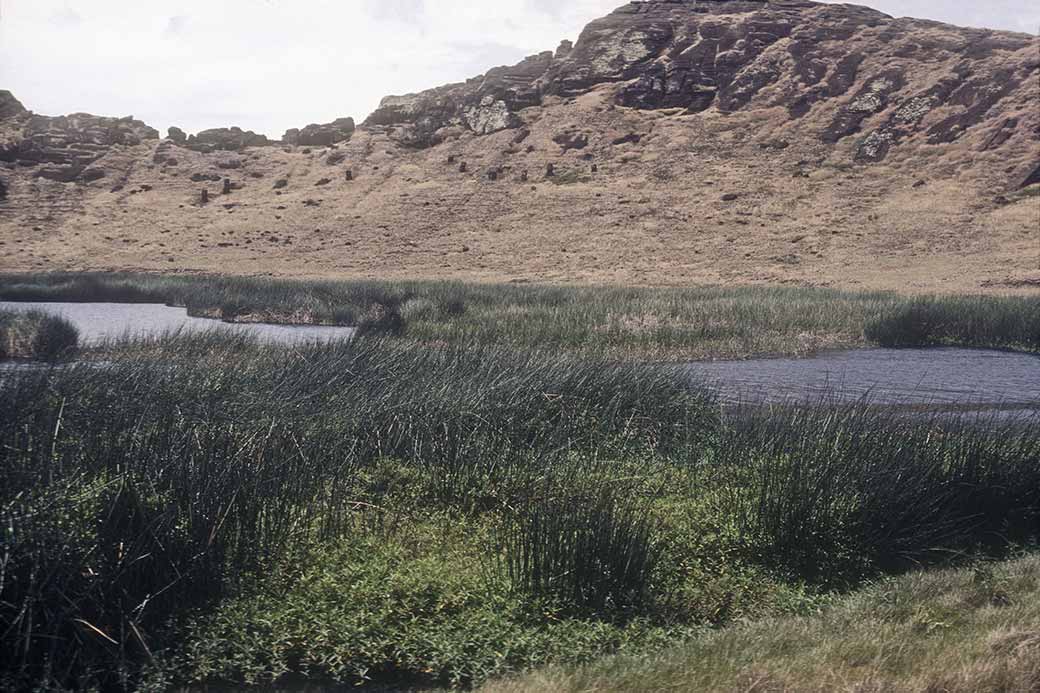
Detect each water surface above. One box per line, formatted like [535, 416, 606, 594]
[687, 347, 1040, 411]
[0, 301, 355, 345]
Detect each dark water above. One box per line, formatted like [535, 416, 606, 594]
[687, 347, 1040, 411]
[0, 301, 356, 345]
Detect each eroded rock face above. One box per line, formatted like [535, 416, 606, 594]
[186, 127, 272, 153]
[283, 117, 356, 147]
[824, 69, 906, 144]
[365, 50, 554, 146]
[359, 0, 1039, 178]
[0, 91, 26, 120]
[0, 111, 159, 182]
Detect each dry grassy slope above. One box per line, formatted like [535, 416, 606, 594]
[0, 1, 1038, 294]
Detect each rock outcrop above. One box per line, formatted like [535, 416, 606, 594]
[0, 107, 158, 182]
[283, 118, 356, 147]
[185, 127, 273, 153]
[0, 91, 26, 120]
[365, 0, 1037, 170]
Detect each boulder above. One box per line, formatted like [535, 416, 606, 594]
[553, 132, 589, 151]
[167, 126, 187, 144]
[283, 118, 355, 147]
[186, 127, 272, 153]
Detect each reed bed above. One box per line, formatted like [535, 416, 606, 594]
[3, 272, 1037, 359]
[0, 308, 78, 360]
[0, 333, 1037, 690]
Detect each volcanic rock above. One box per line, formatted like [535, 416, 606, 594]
[186, 127, 272, 153]
[283, 118, 356, 147]
[0, 91, 26, 120]
[167, 126, 187, 144]
[554, 132, 589, 151]
[361, 0, 1036, 170]
[0, 110, 158, 182]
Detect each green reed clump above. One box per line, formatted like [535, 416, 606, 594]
[865, 295, 1040, 350]
[713, 403, 1040, 585]
[0, 309, 78, 360]
[501, 485, 660, 613]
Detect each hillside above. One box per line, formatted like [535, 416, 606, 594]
[1, 0, 1038, 293]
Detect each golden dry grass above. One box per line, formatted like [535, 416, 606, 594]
[2, 87, 1037, 294]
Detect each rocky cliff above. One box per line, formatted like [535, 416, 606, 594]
[367, 0, 1037, 174]
[0, 0, 1037, 293]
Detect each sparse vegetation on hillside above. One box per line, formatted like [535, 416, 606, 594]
[2, 273, 1038, 359]
[1, 333, 1037, 691]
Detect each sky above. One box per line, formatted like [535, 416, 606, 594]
[1, 0, 1037, 137]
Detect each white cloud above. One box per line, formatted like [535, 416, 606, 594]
[0, 0, 1034, 138]
[364, 0, 427, 24]
[48, 6, 82, 27]
[163, 15, 189, 38]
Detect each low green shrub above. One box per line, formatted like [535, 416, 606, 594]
[174, 526, 691, 690]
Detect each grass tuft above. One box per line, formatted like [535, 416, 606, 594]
[0, 309, 79, 360]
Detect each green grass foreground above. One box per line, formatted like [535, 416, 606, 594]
[1, 334, 1037, 691]
[483, 555, 1040, 693]
[0, 308, 78, 360]
[2, 272, 1038, 358]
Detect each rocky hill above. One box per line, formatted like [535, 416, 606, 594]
[1, 0, 1037, 293]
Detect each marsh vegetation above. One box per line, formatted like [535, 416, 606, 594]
[1, 332, 1037, 691]
[2, 272, 1038, 359]
[0, 308, 79, 360]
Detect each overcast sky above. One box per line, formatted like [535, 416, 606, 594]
[1, 1, 1037, 137]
